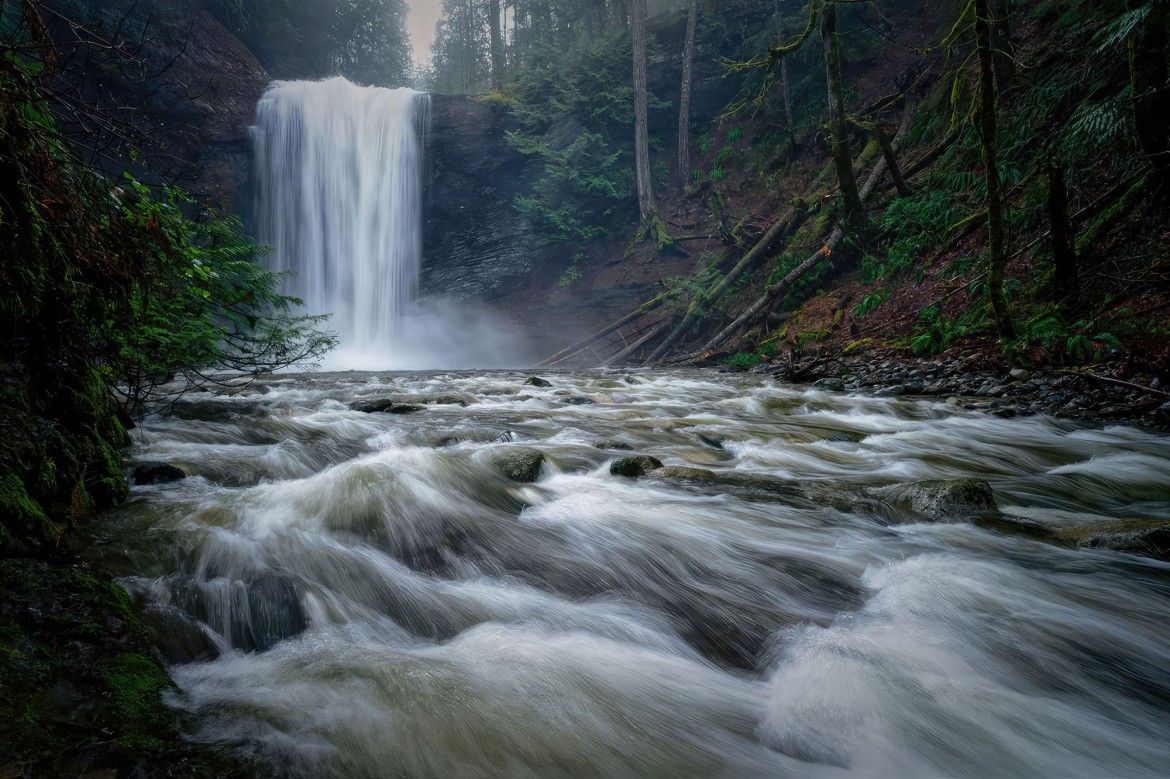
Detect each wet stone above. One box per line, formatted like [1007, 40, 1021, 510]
[350, 398, 424, 414]
[876, 478, 998, 521]
[131, 462, 186, 485]
[491, 447, 545, 482]
[610, 456, 664, 478]
[594, 440, 635, 451]
[524, 376, 552, 387]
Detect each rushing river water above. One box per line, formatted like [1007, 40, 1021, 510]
[87, 370, 1170, 778]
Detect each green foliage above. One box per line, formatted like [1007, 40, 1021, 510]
[863, 191, 959, 283]
[558, 253, 584, 288]
[727, 351, 763, 366]
[726, 340, 781, 367]
[852, 289, 891, 319]
[106, 178, 337, 413]
[1013, 310, 1125, 363]
[0, 52, 333, 550]
[207, 0, 413, 85]
[909, 305, 986, 354]
[507, 31, 669, 244]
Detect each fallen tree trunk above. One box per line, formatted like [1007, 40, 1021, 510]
[600, 322, 668, 367]
[692, 225, 846, 357]
[532, 295, 668, 368]
[686, 98, 916, 359]
[642, 206, 807, 365]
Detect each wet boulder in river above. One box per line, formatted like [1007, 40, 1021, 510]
[611, 456, 664, 478]
[131, 462, 186, 485]
[874, 478, 998, 520]
[351, 398, 424, 414]
[491, 447, 546, 482]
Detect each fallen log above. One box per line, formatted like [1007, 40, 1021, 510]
[643, 206, 807, 365]
[532, 295, 668, 368]
[688, 98, 916, 358]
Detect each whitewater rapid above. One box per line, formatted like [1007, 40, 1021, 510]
[89, 370, 1170, 778]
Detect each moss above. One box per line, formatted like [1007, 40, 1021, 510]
[100, 652, 176, 749]
[0, 472, 58, 552]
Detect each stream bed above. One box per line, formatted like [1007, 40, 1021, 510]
[85, 369, 1170, 778]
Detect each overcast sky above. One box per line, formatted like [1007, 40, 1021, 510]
[406, 0, 443, 64]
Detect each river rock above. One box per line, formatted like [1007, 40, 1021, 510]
[491, 447, 545, 482]
[610, 456, 664, 478]
[594, 440, 635, 451]
[131, 462, 186, 485]
[351, 399, 424, 414]
[565, 396, 595, 405]
[524, 376, 552, 387]
[417, 394, 471, 406]
[875, 478, 997, 520]
[649, 465, 719, 481]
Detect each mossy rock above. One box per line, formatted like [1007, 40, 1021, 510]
[524, 376, 552, 387]
[351, 398, 424, 414]
[610, 456, 664, 478]
[875, 478, 998, 520]
[491, 447, 546, 482]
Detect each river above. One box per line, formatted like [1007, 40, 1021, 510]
[85, 369, 1170, 778]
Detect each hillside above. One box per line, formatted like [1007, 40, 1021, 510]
[495, 0, 1167, 425]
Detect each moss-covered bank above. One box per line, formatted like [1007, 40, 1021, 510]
[0, 558, 246, 776]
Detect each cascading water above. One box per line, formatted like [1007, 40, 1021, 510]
[92, 370, 1170, 778]
[252, 77, 429, 368]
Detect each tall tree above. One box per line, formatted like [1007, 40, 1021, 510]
[775, 0, 796, 149]
[489, 0, 504, 89]
[821, 3, 863, 220]
[1127, 0, 1169, 193]
[631, 0, 656, 227]
[974, 0, 1015, 338]
[677, 0, 698, 187]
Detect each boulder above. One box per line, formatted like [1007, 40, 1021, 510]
[565, 396, 595, 405]
[524, 376, 553, 387]
[649, 465, 718, 481]
[594, 440, 635, 451]
[131, 463, 186, 485]
[874, 478, 997, 520]
[610, 456, 664, 478]
[491, 447, 546, 482]
[351, 399, 424, 414]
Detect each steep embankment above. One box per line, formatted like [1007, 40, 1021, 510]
[507, 0, 1168, 429]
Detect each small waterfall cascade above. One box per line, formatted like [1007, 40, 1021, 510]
[251, 77, 429, 366]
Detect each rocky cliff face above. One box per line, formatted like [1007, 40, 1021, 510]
[43, 0, 269, 208]
[421, 95, 543, 301]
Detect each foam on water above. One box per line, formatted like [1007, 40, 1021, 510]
[92, 370, 1170, 777]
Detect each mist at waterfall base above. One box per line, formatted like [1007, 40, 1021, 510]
[252, 77, 531, 370]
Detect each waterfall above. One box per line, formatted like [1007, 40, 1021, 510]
[252, 77, 429, 368]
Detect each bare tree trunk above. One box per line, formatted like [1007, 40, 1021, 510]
[1048, 156, 1079, 310]
[775, 0, 796, 148]
[821, 5, 862, 219]
[988, 0, 1015, 87]
[489, 0, 504, 90]
[875, 125, 911, 196]
[1128, 0, 1170, 193]
[632, 0, 656, 226]
[975, 0, 1015, 339]
[695, 227, 846, 357]
[677, 0, 698, 187]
